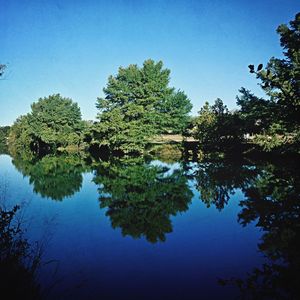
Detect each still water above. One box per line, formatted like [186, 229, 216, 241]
[0, 153, 299, 299]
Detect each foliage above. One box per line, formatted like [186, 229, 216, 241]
[236, 88, 276, 134]
[147, 144, 183, 163]
[93, 59, 192, 154]
[0, 126, 10, 154]
[192, 14, 300, 154]
[93, 158, 193, 243]
[238, 13, 300, 152]
[9, 94, 84, 154]
[8, 114, 36, 156]
[0, 126, 10, 143]
[157, 90, 193, 133]
[193, 102, 217, 145]
[193, 99, 243, 151]
[0, 205, 42, 299]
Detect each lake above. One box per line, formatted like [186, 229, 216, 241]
[0, 152, 299, 299]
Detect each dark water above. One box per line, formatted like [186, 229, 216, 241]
[0, 153, 299, 299]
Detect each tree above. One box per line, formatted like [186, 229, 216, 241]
[193, 99, 243, 151]
[8, 114, 34, 153]
[0, 126, 10, 154]
[157, 90, 193, 133]
[193, 101, 217, 147]
[93, 59, 192, 154]
[236, 88, 276, 134]
[9, 94, 84, 153]
[0, 64, 6, 78]
[238, 13, 300, 152]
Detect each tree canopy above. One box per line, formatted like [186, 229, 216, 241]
[93, 59, 192, 154]
[238, 13, 300, 152]
[0, 126, 10, 145]
[193, 98, 243, 152]
[9, 94, 84, 153]
[193, 13, 300, 154]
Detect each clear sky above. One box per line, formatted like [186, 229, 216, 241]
[0, 0, 299, 126]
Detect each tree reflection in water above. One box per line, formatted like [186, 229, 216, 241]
[233, 159, 300, 299]
[200, 157, 300, 299]
[11, 153, 89, 201]
[188, 158, 259, 210]
[4, 149, 300, 298]
[93, 157, 193, 243]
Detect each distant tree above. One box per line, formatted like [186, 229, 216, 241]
[0, 126, 10, 143]
[193, 99, 243, 151]
[193, 101, 217, 147]
[8, 115, 33, 153]
[0, 64, 6, 78]
[0, 126, 10, 154]
[9, 94, 84, 153]
[93, 59, 192, 154]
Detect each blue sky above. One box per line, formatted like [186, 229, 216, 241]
[0, 0, 299, 126]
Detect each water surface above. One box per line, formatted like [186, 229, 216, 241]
[1, 153, 298, 299]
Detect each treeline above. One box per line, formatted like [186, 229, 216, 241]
[8, 59, 193, 156]
[0, 126, 10, 153]
[5, 13, 300, 157]
[0, 126, 10, 144]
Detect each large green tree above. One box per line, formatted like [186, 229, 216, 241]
[9, 94, 84, 153]
[93, 59, 192, 154]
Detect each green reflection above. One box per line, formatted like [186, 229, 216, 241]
[213, 158, 300, 299]
[11, 153, 89, 201]
[235, 159, 300, 299]
[189, 159, 258, 210]
[93, 158, 193, 243]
